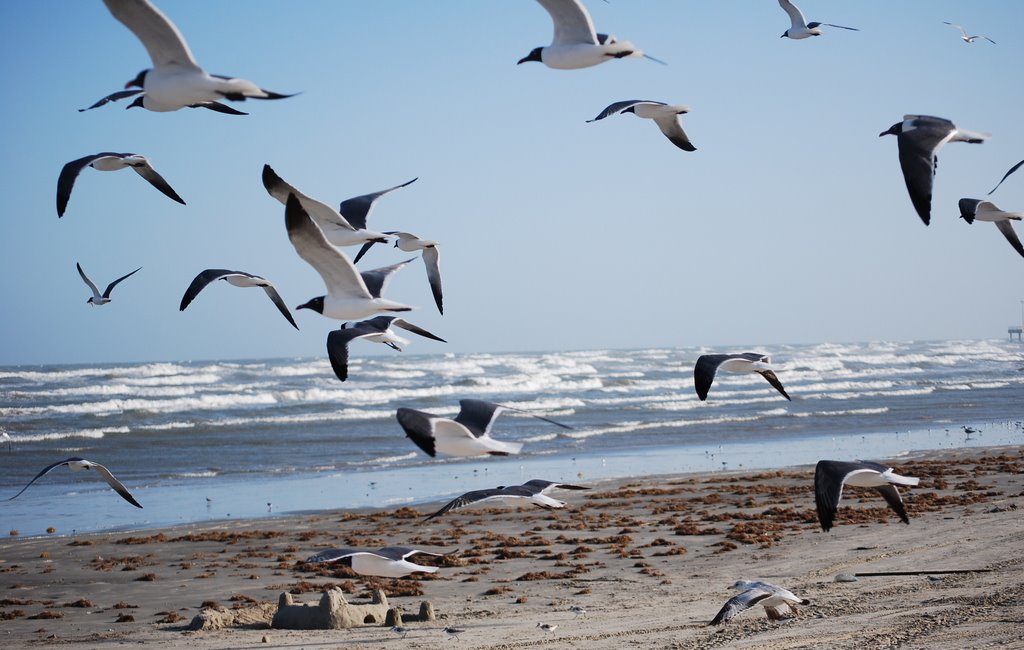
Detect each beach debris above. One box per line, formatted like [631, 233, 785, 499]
[854, 569, 993, 577]
[834, 573, 858, 583]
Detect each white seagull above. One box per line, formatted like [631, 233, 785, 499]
[988, 159, 1024, 195]
[587, 100, 696, 152]
[9, 457, 143, 508]
[397, 399, 571, 458]
[78, 88, 248, 115]
[879, 115, 990, 226]
[356, 233, 444, 315]
[694, 353, 791, 401]
[102, 0, 294, 112]
[302, 546, 449, 578]
[777, 0, 859, 39]
[284, 194, 414, 321]
[179, 269, 299, 329]
[958, 199, 1024, 259]
[709, 580, 810, 625]
[944, 22, 996, 44]
[327, 316, 446, 382]
[517, 0, 664, 69]
[814, 460, 919, 532]
[77, 263, 142, 306]
[423, 479, 590, 521]
[57, 152, 184, 218]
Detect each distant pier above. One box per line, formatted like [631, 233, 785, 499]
[1010, 326, 1023, 342]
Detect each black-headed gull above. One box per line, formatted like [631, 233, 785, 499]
[102, 0, 294, 112]
[814, 460, 919, 532]
[326, 316, 446, 382]
[958, 199, 1024, 259]
[77, 263, 141, 306]
[709, 580, 809, 625]
[943, 22, 995, 44]
[777, 0, 858, 39]
[9, 457, 143, 508]
[587, 100, 696, 152]
[302, 546, 449, 578]
[694, 353, 791, 401]
[57, 152, 184, 218]
[179, 269, 299, 329]
[356, 233, 444, 315]
[423, 479, 589, 521]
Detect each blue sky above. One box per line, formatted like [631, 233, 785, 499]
[1, 1, 1023, 366]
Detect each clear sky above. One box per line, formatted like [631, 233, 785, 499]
[1, 1, 1022, 366]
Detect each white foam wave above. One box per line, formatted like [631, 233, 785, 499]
[13, 426, 129, 442]
[793, 407, 889, 418]
[347, 452, 418, 466]
[521, 432, 558, 443]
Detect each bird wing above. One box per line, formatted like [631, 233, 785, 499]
[587, 100, 650, 123]
[535, 0, 598, 45]
[284, 194, 373, 300]
[192, 101, 248, 115]
[693, 354, 731, 401]
[76, 263, 103, 300]
[78, 89, 143, 112]
[777, 0, 807, 30]
[875, 484, 910, 524]
[709, 589, 773, 625]
[423, 487, 521, 521]
[359, 258, 415, 299]
[8, 458, 76, 501]
[102, 267, 142, 298]
[814, 460, 858, 531]
[303, 547, 362, 563]
[522, 479, 590, 493]
[261, 285, 299, 329]
[263, 165, 356, 231]
[102, 0, 198, 68]
[652, 114, 696, 152]
[90, 461, 143, 508]
[396, 407, 441, 457]
[810, 22, 859, 31]
[943, 22, 969, 38]
[994, 220, 1024, 258]
[896, 129, 943, 226]
[57, 154, 110, 217]
[421, 246, 444, 315]
[988, 159, 1024, 195]
[179, 269, 238, 310]
[375, 546, 445, 561]
[454, 400, 507, 437]
[326, 325, 376, 382]
[391, 318, 447, 343]
[756, 370, 791, 400]
[337, 178, 418, 231]
[958, 198, 982, 223]
[130, 159, 186, 205]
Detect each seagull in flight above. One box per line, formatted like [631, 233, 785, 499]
[57, 152, 184, 217]
[958, 199, 1024, 259]
[102, 0, 294, 112]
[518, 0, 664, 69]
[78, 88, 248, 115]
[356, 232, 444, 315]
[694, 353, 791, 401]
[9, 457, 143, 508]
[77, 263, 141, 306]
[587, 100, 696, 152]
[423, 479, 590, 521]
[302, 546, 450, 578]
[879, 115, 989, 225]
[814, 460, 919, 532]
[709, 580, 809, 625]
[327, 316, 446, 381]
[944, 22, 995, 44]
[777, 0, 858, 39]
[179, 269, 299, 329]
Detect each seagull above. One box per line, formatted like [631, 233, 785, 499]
[587, 100, 695, 152]
[988, 159, 1024, 195]
[78, 88, 247, 114]
[957, 199, 1024, 259]
[879, 115, 990, 226]
[518, 0, 664, 69]
[102, 0, 294, 112]
[302, 546, 449, 578]
[179, 269, 299, 329]
[537, 623, 558, 633]
[777, 0, 858, 39]
[569, 605, 587, 618]
[397, 399, 571, 458]
[943, 22, 996, 44]
[284, 194, 414, 321]
[356, 233, 444, 315]
[814, 460, 920, 532]
[77, 263, 141, 306]
[8, 457, 143, 508]
[57, 152, 185, 217]
[262, 165, 394, 248]
[709, 580, 810, 625]
[327, 316, 446, 381]
[423, 479, 589, 521]
[694, 353, 791, 401]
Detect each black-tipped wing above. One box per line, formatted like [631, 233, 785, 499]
[757, 370, 791, 401]
[90, 461, 143, 508]
[131, 162, 185, 205]
[995, 220, 1024, 258]
[875, 484, 910, 525]
[694, 354, 730, 401]
[284, 194, 373, 300]
[57, 154, 107, 217]
[988, 159, 1024, 195]
[521, 479, 590, 493]
[454, 400, 506, 437]
[653, 115, 696, 152]
[265, 165, 355, 231]
[423, 487, 528, 521]
[587, 100, 652, 123]
[422, 246, 444, 315]
[807, 22, 859, 31]
[397, 407, 440, 457]
[261, 285, 299, 329]
[303, 547, 362, 564]
[8, 458, 75, 501]
[79, 89, 143, 112]
[896, 120, 955, 226]
[179, 269, 236, 310]
[103, 267, 142, 298]
[958, 198, 982, 224]
[326, 326, 376, 382]
[814, 460, 887, 531]
[374, 546, 444, 561]
[337, 178, 418, 231]
[191, 101, 248, 115]
[76, 262, 103, 300]
[360, 258, 414, 299]
[709, 589, 772, 625]
[390, 318, 446, 343]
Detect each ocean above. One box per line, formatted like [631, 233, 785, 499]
[1, 338, 1021, 536]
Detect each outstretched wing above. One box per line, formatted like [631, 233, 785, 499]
[8, 458, 75, 501]
[130, 160, 186, 205]
[337, 178, 418, 231]
[875, 484, 910, 525]
[709, 589, 772, 625]
[756, 370, 791, 400]
[989, 160, 1024, 195]
[76, 263, 103, 300]
[391, 318, 447, 343]
[102, 0, 198, 67]
[90, 461, 143, 508]
[536, 0, 598, 46]
[423, 488, 514, 521]
[103, 267, 143, 298]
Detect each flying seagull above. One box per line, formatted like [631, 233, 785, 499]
[694, 353, 791, 401]
[179, 269, 299, 329]
[709, 580, 809, 625]
[814, 460, 919, 532]
[57, 152, 184, 217]
[9, 457, 143, 508]
[587, 100, 696, 152]
[777, 0, 858, 39]
[423, 479, 590, 521]
[327, 316, 446, 381]
[102, 0, 294, 112]
[284, 194, 414, 320]
[988, 159, 1024, 195]
[518, 0, 665, 69]
[879, 115, 990, 226]
[78, 88, 247, 114]
[397, 399, 571, 458]
[302, 546, 449, 578]
[77, 263, 141, 306]
[355, 232, 443, 315]
[958, 199, 1024, 259]
[943, 22, 995, 44]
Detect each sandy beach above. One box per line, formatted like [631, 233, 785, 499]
[1, 445, 1021, 649]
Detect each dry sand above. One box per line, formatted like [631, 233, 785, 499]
[1, 446, 1021, 649]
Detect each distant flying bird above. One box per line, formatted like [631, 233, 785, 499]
[988, 159, 1024, 196]
[78, 88, 248, 114]
[943, 22, 995, 44]
[179, 269, 299, 329]
[957, 199, 1024, 259]
[283, 194, 414, 321]
[57, 152, 185, 217]
[302, 546, 448, 578]
[879, 115, 990, 226]
[397, 399, 571, 458]
[77, 263, 141, 306]
[423, 479, 590, 521]
[102, 0, 294, 112]
[9, 457, 143, 508]
[694, 353, 791, 401]
[777, 0, 858, 39]
[709, 580, 809, 625]
[327, 316, 446, 381]
[518, 0, 664, 69]
[814, 460, 919, 532]
[587, 100, 696, 152]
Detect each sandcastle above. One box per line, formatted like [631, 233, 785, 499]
[271, 588, 435, 630]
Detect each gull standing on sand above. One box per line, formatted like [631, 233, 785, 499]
[957, 199, 1024, 259]
[423, 480, 589, 521]
[102, 0, 294, 112]
[178, 269, 299, 329]
[356, 232, 444, 315]
[694, 353, 791, 401]
[302, 546, 449, 578]
[56, 152, 184, 217]
[517, 0, 664, 69]
[327, 316, 446, 381]
[587, 101, 696, 152]
[9, 458, 143, 508]
[77, 263, 141, 306]
[814, 460, 919, 531]
[777, 0, 859, 39]
[879, 115, 990, 226]
[944, 22, 996, 44]
[709, 580, 810, 624]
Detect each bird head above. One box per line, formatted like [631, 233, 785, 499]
[517, 47, 543, 65]
[296, 296, 325, 314]
[125, 69, 149, 89]
[879, 122, 902, 138]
